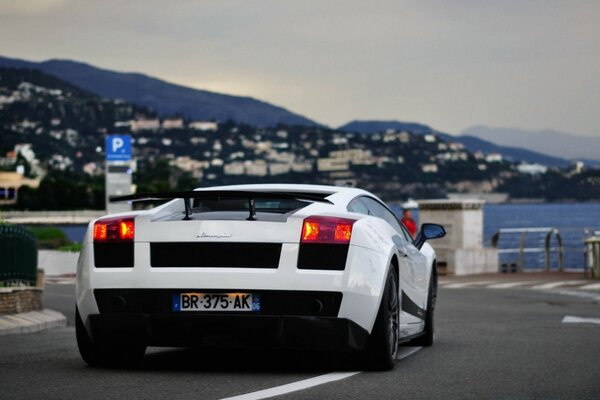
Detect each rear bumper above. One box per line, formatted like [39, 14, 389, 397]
[88, 313, 369, 351]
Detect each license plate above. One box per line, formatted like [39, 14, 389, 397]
[173, 292, 260, 312]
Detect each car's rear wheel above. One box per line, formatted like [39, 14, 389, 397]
[407, 267, 436, 347]
[76, 306, 146, 367]
[365, 267, 399, 370]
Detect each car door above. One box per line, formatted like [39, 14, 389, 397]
[357, 197, 429, 333]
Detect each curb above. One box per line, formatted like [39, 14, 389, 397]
[0, 309, 67, 335]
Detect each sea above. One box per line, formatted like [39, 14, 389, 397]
[51, 203, 600, 271]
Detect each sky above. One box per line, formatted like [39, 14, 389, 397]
[0, 0, 598, 136]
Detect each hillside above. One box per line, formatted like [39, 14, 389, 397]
[339, 120, 570, 167]
[3, 67, 598, 207]
[0, 67, 517, 203]
[339, 120, 433, 135]
[0, 55, 319, 128]
[462, 125, 600, 162]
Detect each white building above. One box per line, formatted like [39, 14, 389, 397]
[291, 161, 313, 173]
[422, 163, 439, 173]
[224, 162, 245, 175]
[318, 158, 349, 172]
[245, 160, 268, 176]
[189, 121, 218, 131]
[162, 118, 184, 130]
[328, 149, 375, 165]
[269, 163, 292, 175]
[517, 163, 548, 175]
[424, 134, 437, 143]
[131, 119, 160, 132]
[485, 153, 503, 163]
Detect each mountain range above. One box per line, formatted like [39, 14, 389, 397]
[462, 125, 600, 161]
[1, 54, 596, 167]
[338, 121, 571, 167]
[0, 55, 318, 127]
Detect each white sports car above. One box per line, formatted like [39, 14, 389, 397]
[75, 184, 445, 370]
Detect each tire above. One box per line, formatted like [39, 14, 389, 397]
[365, 267, 400, 371]
[408, 267, 437, 347]
[76, 306, 146, 367]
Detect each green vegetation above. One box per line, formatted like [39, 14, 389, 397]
[56, 242, 83, 252]
[26, 226, 70, 249]
[15, 171, 104, 210]
[26, 226, 82, 252]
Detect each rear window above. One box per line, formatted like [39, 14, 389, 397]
[192, 198, 309, 214]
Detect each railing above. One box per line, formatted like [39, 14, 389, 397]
[0, 224, 38, 285]
[491, 227, 599, 272]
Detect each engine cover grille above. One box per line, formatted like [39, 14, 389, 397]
[150, 242, 282, 268]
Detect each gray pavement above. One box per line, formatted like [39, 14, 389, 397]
[0, 283, 599, 399]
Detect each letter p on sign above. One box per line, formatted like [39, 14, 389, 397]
[112, 137, 124, 152]
[106, 134, 132, 161]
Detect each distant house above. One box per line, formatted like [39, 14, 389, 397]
[329, 149, 375, 166]
[485, 153, 503, 163]
[130, 119, 160, 132]
[424, 134, 437, 143]
[0, 171, 40, 205]
[318, 158, 349, 172]
[189, 121, 218, 132]
[245, 160, 268, 176]
[421, 163, 439, 173]
[269, 163, 291, 175]
[517, 163, 547, 175]
[224, 162, 245, 175]
[162, 118, 184, 130]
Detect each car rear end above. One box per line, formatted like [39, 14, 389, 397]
[76, 188, 389, 352]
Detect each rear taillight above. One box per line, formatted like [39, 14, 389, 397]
[93, 217, 135, 268]
[93, 217, 135, 242]
[301, 216, 355, 244]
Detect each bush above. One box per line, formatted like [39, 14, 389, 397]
[27, 226, 71, 249]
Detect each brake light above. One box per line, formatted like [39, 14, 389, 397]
[93, 217, 135, 242]
[301, 216, 355, 244]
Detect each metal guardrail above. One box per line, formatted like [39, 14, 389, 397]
[491, 227, 563, 272]
[585, 236, 600, 279]
[0, 224, 38, 285]
[491, 227, 600, 272]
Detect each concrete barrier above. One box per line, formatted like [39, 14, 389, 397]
[418, 199, 498, 275]
[1, 210, 104, 224]
[38, 250, 78, 277]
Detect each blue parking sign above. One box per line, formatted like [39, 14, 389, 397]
[106, 135, 132, 161]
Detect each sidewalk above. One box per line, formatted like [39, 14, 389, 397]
[0, 309, 67, 335]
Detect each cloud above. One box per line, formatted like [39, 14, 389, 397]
[0, 0, 69, 16]
[0, 0, 598, 135]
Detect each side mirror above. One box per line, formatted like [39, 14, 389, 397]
[421, 223, 446, 240]
[413, 223, 446, 249]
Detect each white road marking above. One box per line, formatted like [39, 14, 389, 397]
[562, 315, 600, 325]
[555, 290, 600, 301]
[443, 281, 496, 289]
[579, 283, 600, 290]
[531, 281, 587, 290]
[219, 347, 422, 400]
[487, 281, 536, 289]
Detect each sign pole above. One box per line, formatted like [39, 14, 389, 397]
[105, 134, 133, 213]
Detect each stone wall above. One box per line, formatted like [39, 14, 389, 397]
[0, 288, 43, 314]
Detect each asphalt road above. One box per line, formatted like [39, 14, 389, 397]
[1, 283, 599, 399]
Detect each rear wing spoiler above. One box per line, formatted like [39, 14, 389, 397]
[110, 190, 333, 221]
